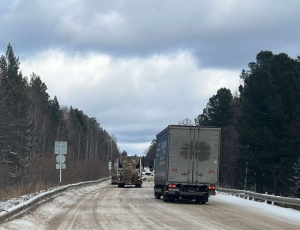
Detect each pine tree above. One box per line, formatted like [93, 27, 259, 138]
[50, 96, 61, 123]
[28, 73, 51, 157]
[239, 51, 300, 195]
[290, 157, 300, 197]
[29, 73, 50, 112]
[195, 88, 233, 127]
[144, 139, 156, 167]
[0, 44, 31, 183]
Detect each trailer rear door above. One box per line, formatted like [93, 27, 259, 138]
[168, 127, 193, 183]
[193, 128, 220, 184]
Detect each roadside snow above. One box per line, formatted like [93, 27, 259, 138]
[0, 188, 59, 212]
[0, 180, 110, 230]
[0, 190, 73, 230]
[214, 193, 300, 223]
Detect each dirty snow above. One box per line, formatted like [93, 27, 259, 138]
[0, 180, 110, 230]
[1, 181, 299, 229]
[214, 192, 300, 223]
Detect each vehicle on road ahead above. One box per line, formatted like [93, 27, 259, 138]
[142, 172, 155, 181]
[154, 125, 221, 204]
[117, 156, 143, 188]
[111, 158, 118, 184]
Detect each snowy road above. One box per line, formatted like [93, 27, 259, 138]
[1, 180, 299, 230]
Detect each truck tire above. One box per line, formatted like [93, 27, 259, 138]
[163, 187, 168, 202]
[163, 195, 168, 202]
[195, 199, 200, 204]
[118, 184, 124, 188]
[135, 184, 141, 188]
[155, 194, 161, 199]
[201, 201, 206, 204]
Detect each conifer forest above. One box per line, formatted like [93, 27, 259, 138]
[194, 51, 300, 197]
[144, 50, 300, 198]
[0, 44, 120, 200]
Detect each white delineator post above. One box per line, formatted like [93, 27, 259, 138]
[60, 152, 62, 185]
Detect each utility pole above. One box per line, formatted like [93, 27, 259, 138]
[110, 136, 113, 160]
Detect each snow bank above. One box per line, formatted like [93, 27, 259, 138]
[214, 192, 300, 223]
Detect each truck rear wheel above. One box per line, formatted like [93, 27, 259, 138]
[135, 184, 141, 188]
[163, 196, 168, 202]
[163, 192, 169, 202]
[162, 187, 168, 202]
[155, 194, 161, 199]
[118, 184, 124, 188]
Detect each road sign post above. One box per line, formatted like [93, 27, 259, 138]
[55, 141, 67, 185]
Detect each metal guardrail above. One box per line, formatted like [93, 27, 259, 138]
[217, 188, 300, 207]
[0, 177, 110, 223]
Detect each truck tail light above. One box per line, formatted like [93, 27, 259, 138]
[118, 177, 121, 181]
[209, 185, 215, 190]
[169, 184, 176, 188]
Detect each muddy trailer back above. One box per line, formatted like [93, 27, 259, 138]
[117, 156, 143, 188]
[154, 125, 221, 203]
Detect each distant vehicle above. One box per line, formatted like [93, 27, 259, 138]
[142, 172, 155, 181]
[142, 167, 155, 174]
[111, 158, 118, 184]
[142, 167, 152, 173]
[117, 156, 143, 188]
[154, 125, 221, 204]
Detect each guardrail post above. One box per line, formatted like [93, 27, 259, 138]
[265, 192, 268, 203]
[271, 193, 274, 205]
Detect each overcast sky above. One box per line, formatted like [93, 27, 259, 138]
[1, 0, 299, 155]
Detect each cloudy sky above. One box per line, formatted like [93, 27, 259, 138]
[1, 0, 299, 155]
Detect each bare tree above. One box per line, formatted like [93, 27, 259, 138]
[178, 117, 193, 126]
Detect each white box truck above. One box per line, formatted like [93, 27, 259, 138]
[154, 125, 221, 204]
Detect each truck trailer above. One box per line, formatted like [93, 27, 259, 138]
[154, 125, 221, 204]
[117, 156, 143, 188]
[111, 158, 118, 184]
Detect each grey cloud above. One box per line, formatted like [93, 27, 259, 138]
[4, 0, 300, 155]
[20, 50, 240, 154]
[1, 0, 300, 68]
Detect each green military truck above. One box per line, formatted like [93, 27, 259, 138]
[117, 156, 143, 188]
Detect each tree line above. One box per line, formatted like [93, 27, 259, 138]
[195, 51, 300, 197]
[145, 51, 300, 197]
[0, 44, 120, 199]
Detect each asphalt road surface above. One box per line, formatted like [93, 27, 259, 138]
[1, 180, 300, 230]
